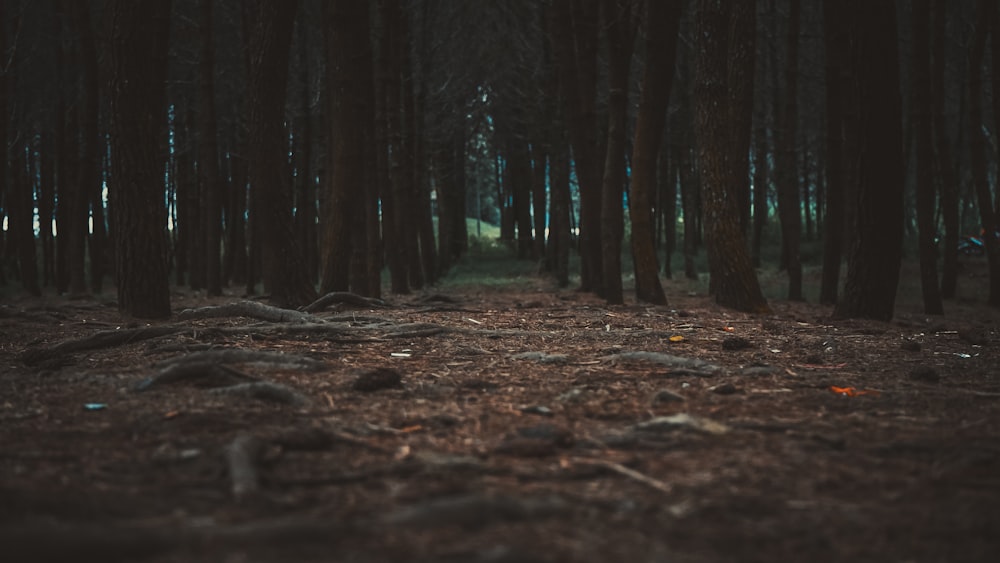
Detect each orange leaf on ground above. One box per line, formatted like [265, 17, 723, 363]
[829, 386, 880, 397]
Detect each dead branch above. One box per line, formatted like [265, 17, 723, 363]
[302, 291, 388, 312]
[569, 457, 674, 494]
[225, 433, 265, 501]
[20, 325, 187, 366]
[177, 301, 323, 324]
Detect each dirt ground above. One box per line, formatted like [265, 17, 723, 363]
[1, 260, 999, 563]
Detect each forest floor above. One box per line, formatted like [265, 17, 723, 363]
[1, 257, 999, 562]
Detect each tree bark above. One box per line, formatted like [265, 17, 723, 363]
[322, 0, 372, 296]
[552, 0, 603, 294]
[198, 0, 223, 297]
[834, 0, 905, 321]
[910, 0, 943, 314]
[819, 0, 847, 305]
[967, 0, 1000, 307]
[245, 0, 316, 308]
[930, 0, 958, 299]
[629, 0, 682, 305]
[776, 0, 802, 301]
[728, 0, 756, 237]
[693, 0, 770, 314]
[106, 0, 173, 319]
[599, 0, 637, 305]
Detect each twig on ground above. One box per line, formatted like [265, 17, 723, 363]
[570, 457, 673, 494]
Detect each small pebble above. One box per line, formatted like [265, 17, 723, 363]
[652, 389, 686, 404]
[908, 366, 940, 383]
[958, 328, 989, 346]
[722, 336, 752, 351]
[353, 367, 403, 392]
[710, 382, 738, 395]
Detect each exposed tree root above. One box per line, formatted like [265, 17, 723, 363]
[20, 325, 187, 366]
[302, 291, 388, 313]
[209, 381, 309, 406]
[152, 348, 325, 371]
[177, 300, 323, 323]
[135, 363, 257, 391]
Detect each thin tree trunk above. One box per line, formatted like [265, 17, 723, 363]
[599, 0, 637, 305]
[199, 0, 223, 296]
[776, 0, 802, 300]
[911, 0, 943, 314]
[553, 0, 603, 294]
[245, 0, 316, 308]
[820, 0, 847, 305]
[967, 0, 1000, 307]
[658, 140, 676, 279]
[930, 0, 958, 299]
[629, 0, 682, 305]
[751, 126, 769, 268]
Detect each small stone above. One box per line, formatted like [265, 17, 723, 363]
[557, 388, 587, 403]
[518, 405, 553, 416]
[710, 382, 738, 395]
[634, 413, 729, 435]
[958, 328, 989, 346]
[353, 367, 403, 392]
[901, 340, 921, 352]
[740, 363, 778, 376]
[722, 336, 752, 351]
[909, 366, 940, 383]
[652, 389, 686, 404]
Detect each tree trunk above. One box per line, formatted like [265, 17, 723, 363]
[819, 0, 847, 305]
[106, 0, 173, 319]
[910, 0, 943, 314]
[599, 0, 637, 305]
[931, 0, 958, 299]
[322, 0, 371, 295]
[751, 125, 769, 268]
[380, 0, 411, 294]
[198, 0, 223, 297]
[38, 133, 56, 287]
[728, 0, 756, 237]
[629, 0, 682, 305]
[967, 0, 1000, 307]
[834, 0, 905, 321]
[245, 0, 316, 308]
[776, 0, 802, 301]
[531, 144, 548, 262]
[693, 0, 770, 314]
[658, 141, 677, 279]
[552, 0, 603, 294]
[549, 135, 572, 287]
